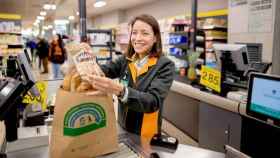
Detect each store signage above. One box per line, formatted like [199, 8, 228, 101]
[200, 65, 221, 93]
[230, 0, 247, 7]
[22, 81, 47, 110]
[248, 0, 273, 33]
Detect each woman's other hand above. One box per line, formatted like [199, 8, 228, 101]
[86, 75, 124, 96]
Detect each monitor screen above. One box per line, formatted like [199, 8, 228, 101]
[236, 42, 262, 63]
[17, 52, 39, 96]
[247, 73, 280, 125]
[213, 44, 249, 72]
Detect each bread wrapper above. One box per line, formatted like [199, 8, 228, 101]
[61, 43, 102, 93]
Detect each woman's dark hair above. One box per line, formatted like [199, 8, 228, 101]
[51, 34, 66, 56]
[56, 34, 64, 49]
[126, 14, 162, 58]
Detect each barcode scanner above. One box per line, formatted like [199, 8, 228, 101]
[150, 152, 160, 158]
[150, 133, 178, 152]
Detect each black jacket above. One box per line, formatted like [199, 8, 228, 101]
[36, 40, 49, 58]
[101, 55, 174, 137]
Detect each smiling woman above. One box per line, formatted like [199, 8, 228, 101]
[86, 14, 175, 138]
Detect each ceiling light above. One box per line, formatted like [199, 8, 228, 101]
[40, 11, 47, 16]
[68, 16, 75, 20]
[51, 5, 56, 10]
[43, 4, 51, 10]
[54, 19, 69, 25]
[94, 0, 107, 8]
[43, 4, 56, 10]
[76, 12, 79, 16]
[37, 16, 45, 20]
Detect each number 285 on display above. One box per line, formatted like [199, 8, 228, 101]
[200, 66, 221, 93]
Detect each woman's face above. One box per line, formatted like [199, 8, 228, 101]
[54, 35, 59, 41]
[130, 20, 156, 57]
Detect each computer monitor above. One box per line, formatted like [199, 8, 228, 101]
[246, 73, 280, 127]
[17, 52, 39, 96]
[24, 48, 32, 66]
[235, 42, 262, 63]
[213, 44, 249, 72]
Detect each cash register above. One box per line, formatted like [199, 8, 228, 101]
[213, 43, 271, 96]
[0, 52, 40, 142]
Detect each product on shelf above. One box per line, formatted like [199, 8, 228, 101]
[203, 18, 227, 27]
[0, 18, 22, 57]
[169, 35, 188, 45]
[0, 21, 21, 33]
[0, 34, 21, 45]
[89, 33, 110, 45]
[115, 23, 130, 53]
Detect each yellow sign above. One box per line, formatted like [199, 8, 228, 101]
[0, 13, 21, 20]
[22, 81, 48, 110]
[200, 65, 221, 92]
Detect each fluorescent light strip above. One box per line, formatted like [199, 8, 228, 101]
[94, 0, 107, 8]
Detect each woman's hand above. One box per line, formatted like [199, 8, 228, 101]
[86, 75, 124, 96]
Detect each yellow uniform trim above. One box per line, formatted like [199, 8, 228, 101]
[128, 63, 137, 83]
[141, 111, 159, 138]
[128, 56, 159, 138]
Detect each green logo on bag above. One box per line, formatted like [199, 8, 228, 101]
[64, 102, 106, 136]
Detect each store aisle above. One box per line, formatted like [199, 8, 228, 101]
[32, 58, 59, 81]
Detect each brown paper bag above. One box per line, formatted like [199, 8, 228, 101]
[50, 89, 118, 158]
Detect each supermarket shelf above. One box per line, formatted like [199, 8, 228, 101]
[0, 44, 23, 48]
[0, 53, 18, 57]
[90, 44, 108, 47]
[201, 25, 227, 30]
[206, 48, 214, 52]
[205, 36, 227, 41]
[8, 44, 23, 49]
[87, 29, 112, 34]
[0, 32, 21, 35]
[170, 43, 189, 48]
[169, 31, 189, 35]
[169, 54, 188, 60]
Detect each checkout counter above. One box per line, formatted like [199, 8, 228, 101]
[0, 79, 226, 158]
[163, 79, 243, 151]
[163, 73, 280, 158]
[0, 122, 5, 153]
[3, 124, 225, 158]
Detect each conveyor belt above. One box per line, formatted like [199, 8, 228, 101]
[98, 143, 141, 158]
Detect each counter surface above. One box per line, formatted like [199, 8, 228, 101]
[6, 125, 224, 158]
[0, 121, 5, 152]
[171, 81, 240, 113]
[118, 125, 225, 158]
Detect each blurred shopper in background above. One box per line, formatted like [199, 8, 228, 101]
[36, 37, 49, 74]
[48, 34, 67, 79]
[26, 38, 37, 63]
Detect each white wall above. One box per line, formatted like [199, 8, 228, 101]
[90, 10, 125, 28]
[228, 0, 276, 63]
[272, 0, 280, 75]
[91, 0, 228, 27]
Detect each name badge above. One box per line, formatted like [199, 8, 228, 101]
[120, 71, 129, 87]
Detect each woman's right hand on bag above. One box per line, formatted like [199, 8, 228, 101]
[85, 75, 124, 97]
